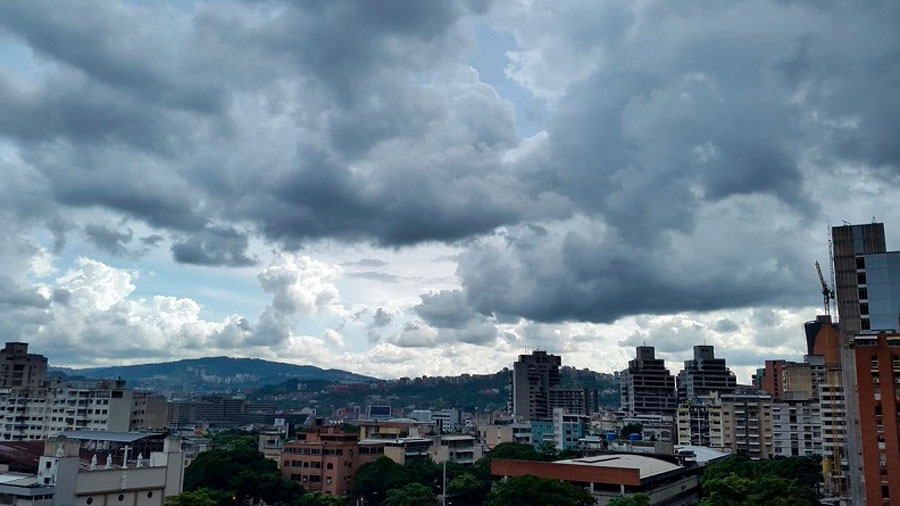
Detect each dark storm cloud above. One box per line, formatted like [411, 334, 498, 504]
[83, 224, 133, 256]
[0, 276, 49, 309]
[171, 227, 257, 267]
[1, 0, 900, 328]
[414, 289, 481, 329]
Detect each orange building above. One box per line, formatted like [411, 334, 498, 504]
[854, 333, 900, 505]
[280, 425, 384, 497]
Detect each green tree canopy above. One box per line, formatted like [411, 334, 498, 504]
[447, 472, 489, 506]
[608, 494, 651, 506]
[487, 475, 595, 506]
[699, 456, 821, 506]
[488, 443, 548, 462]
[166, 489, 229, 506]
[382, 483, 439, 506]
[296, 493, 345, 506]
[184, 444, 302, 505]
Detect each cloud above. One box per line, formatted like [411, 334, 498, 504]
[252, 254, 343, 345]
[171, 226, 257, 267]
[83, 224, 134, 256]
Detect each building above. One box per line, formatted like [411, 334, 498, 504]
[475, 419, 532, 448]
[832, 222, 891, 504]
[618, 347, 677, 418]
[676, 346, 736, 402]
[281, 425, 384, 497]
[0, 344, 48, 389]
[0, 434, 183, 506]
[130, 394, 168, 432]
[0, 379, 133, 441]
[511, 351, 561, 421]
[771, 393, 822, 457]
[491, 454, 702, 505]
[357, 419, 435, 441]
[676, 391, 773, 459]
[549, 387, 599, 417]
[428, 435, 483, 465]
[717, 391, 774, 459]
[551, 408, 588, 451]
[853, 332, 900, 505]
[618, 414, 674, 443]
[676, 399, 715, 448]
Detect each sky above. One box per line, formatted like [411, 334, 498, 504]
[1, 0, 899, 382]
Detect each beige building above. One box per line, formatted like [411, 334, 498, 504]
[130, 395, 168, 432]
[677, 391, 773, 459]
[0, 343, 48, 389]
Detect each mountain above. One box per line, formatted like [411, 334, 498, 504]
[251, 366, 618, 414]
[50, 356, 374, 393]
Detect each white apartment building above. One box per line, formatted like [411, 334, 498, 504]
[772, 394, 823, 457]
[0, 380, 133, 441]
[0, 343, 134, 441]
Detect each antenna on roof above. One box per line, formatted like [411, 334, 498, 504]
[842, 220, 851, 225]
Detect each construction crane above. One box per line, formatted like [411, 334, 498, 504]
[815, 260, 835, 315]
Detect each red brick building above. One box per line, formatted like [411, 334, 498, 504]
[280, 425, 384, 497]
[854, 333, 900, 505]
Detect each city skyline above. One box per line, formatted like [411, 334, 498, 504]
[2, 1, 900, 382]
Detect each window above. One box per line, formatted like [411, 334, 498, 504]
[87, 499, 93, 505]
[859, 287, 868, 300]
[147, 492, 153, 499]
[861, 303, 870, 315]
[857, 257, 866, 269]
[858, 272, 867, 285]
[326, 463, 333, 470]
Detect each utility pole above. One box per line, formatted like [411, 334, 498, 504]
[442, 460, 447, 506]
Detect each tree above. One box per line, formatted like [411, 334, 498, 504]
[608, 494, 651, 506]
[699, 456, 821, 506]
[446, 472, 488, 506]
[184, 444, 302, 505]
[382, 483, 439, 506]
[353, 457, 413, 500]
[297, 493, 344, 506]
[487, 475, 595, 506]
[488, 443, 547, 462]
[620, 423, 642, 439]
[166, 489, 220, 506]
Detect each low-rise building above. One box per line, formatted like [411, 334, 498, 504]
[280, 426, 384, 497]
[491, 454, 701, 505]
[0, 434, 183, 506]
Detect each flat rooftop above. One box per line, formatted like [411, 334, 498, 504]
[554, 454, 681, 479]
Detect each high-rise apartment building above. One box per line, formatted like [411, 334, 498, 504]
[511, 351, 560, 420]
[677, 390, 773, 459]
[0, 342, 134, 441]
[676, 345, 737, 401]
[0, 379, 133, 440]
[0, 342, 48, 388]
[853, 333, 900, 504]
[618, 346, 677, 417]
[772, 393, 822, 458]
[832, 222, 893, 504]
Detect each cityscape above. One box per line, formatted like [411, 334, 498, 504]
[0, 222, 894, 505]
[1, 1, 899, 505]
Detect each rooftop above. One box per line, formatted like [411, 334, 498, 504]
[53, 431, 164, 443]
[554, 454, 682, 479]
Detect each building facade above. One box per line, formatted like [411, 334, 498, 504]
[618, 347, 677, 417]
[280, 426, 384, 497]
[511, 351, 561, 420]
[676, 346, 736, 401]
[854, 333, 900, 505]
